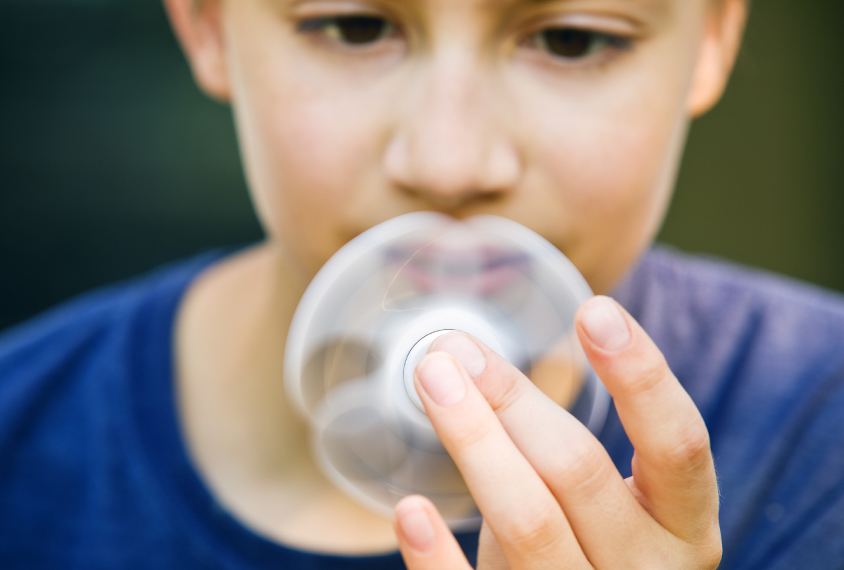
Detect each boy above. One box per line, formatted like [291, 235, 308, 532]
[1, 0, 842, 568]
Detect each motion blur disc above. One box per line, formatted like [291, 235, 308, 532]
[284, 212, 610, 529]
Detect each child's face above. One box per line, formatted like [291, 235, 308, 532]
[173, 0, 743, 293]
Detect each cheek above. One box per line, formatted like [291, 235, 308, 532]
[551, 109, 683, 291]
[507, 54, 695, 291]
[543, 104, 676, 222]
[230, 48, 391, 274]
[265, 97, 366, 217]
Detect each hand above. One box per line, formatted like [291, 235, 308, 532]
[392, 296, 721, 569]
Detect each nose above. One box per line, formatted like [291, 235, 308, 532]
[384, 52, 521, 210]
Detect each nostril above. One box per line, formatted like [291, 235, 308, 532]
[384, 139, 518, 207]
[385, 136, 483, 201]
[383, 106, 521, 206]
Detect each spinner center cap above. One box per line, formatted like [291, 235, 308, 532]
[403, 330, 457, 412]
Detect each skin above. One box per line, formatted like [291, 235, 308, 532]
[164, 0, 748, 564]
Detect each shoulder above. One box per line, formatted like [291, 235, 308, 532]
[0, 251, 224, 432]
[0, 251, 229, 565]
[615, 245, 844, 446]
[0, 251, 224, 357]
[620, 244, 844, 331]
[616, 245, 844, 394]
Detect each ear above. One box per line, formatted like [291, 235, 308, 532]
[686, 0, 749, 117]
[162, 0, 230, 101]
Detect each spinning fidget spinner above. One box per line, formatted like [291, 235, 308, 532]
[284, 212, 610, 529]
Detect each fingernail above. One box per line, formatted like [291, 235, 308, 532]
[431, 332, 487, 379]
[580, 296, 631, 352]
[396, 498, 436, 553]
[417, 354, 467, 407]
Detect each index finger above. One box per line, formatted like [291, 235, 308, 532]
[413, 352, 591, 570]
[575, 296, 720, 545]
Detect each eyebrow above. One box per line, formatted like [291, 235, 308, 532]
[507, 0, 672, 14]
[524, 0, 669, 6]
[505, 0, 674, 26]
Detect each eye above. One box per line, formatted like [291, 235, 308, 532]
[527, 27, 631, 60]
[297, 15, 397, 46]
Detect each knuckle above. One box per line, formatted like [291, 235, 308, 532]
[552, 441, 610, 496]
[659, 425, 712, 474]
[480, 368, 525, 415]
[501, 503, 565, 554]
[654, 524, 722, 570]
[449, 419, 495, 450]
[626, 352, 672, 397]
[702, 542, 724, 570]
[698, 524, 724, 569]
[689, 528, 723, 570]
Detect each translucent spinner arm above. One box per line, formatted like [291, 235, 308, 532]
[284, 212, 609, 528]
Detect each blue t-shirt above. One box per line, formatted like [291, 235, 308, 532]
[0, 247, 843, 569]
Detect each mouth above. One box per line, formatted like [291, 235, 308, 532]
[384, 242, 530, 296]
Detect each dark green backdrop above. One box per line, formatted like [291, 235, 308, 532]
[1, 0, 843, 331]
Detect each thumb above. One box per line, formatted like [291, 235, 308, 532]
[394, 496, 473, 570]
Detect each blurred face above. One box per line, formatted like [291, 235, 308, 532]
[214, 0, 720, 293]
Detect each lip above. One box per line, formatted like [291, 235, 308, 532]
[384, 243, 530, 295]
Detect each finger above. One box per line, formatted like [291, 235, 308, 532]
[477, 521, 509, 570]
[431, 331, 658, 568]
[414, 352, 591, 570]
[394, 495, 473, 570]
[576, 296, 720, 545]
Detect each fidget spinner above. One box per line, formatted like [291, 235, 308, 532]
[284, 212, 609, 529]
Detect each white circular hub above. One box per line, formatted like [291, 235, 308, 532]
[403, 330, 455, 412]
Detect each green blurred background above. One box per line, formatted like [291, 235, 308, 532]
[1, 0, 842, 331]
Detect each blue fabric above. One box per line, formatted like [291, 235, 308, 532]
[0, 247, 843, 569]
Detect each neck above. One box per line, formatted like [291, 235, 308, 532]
[174, 242, 399, 554]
